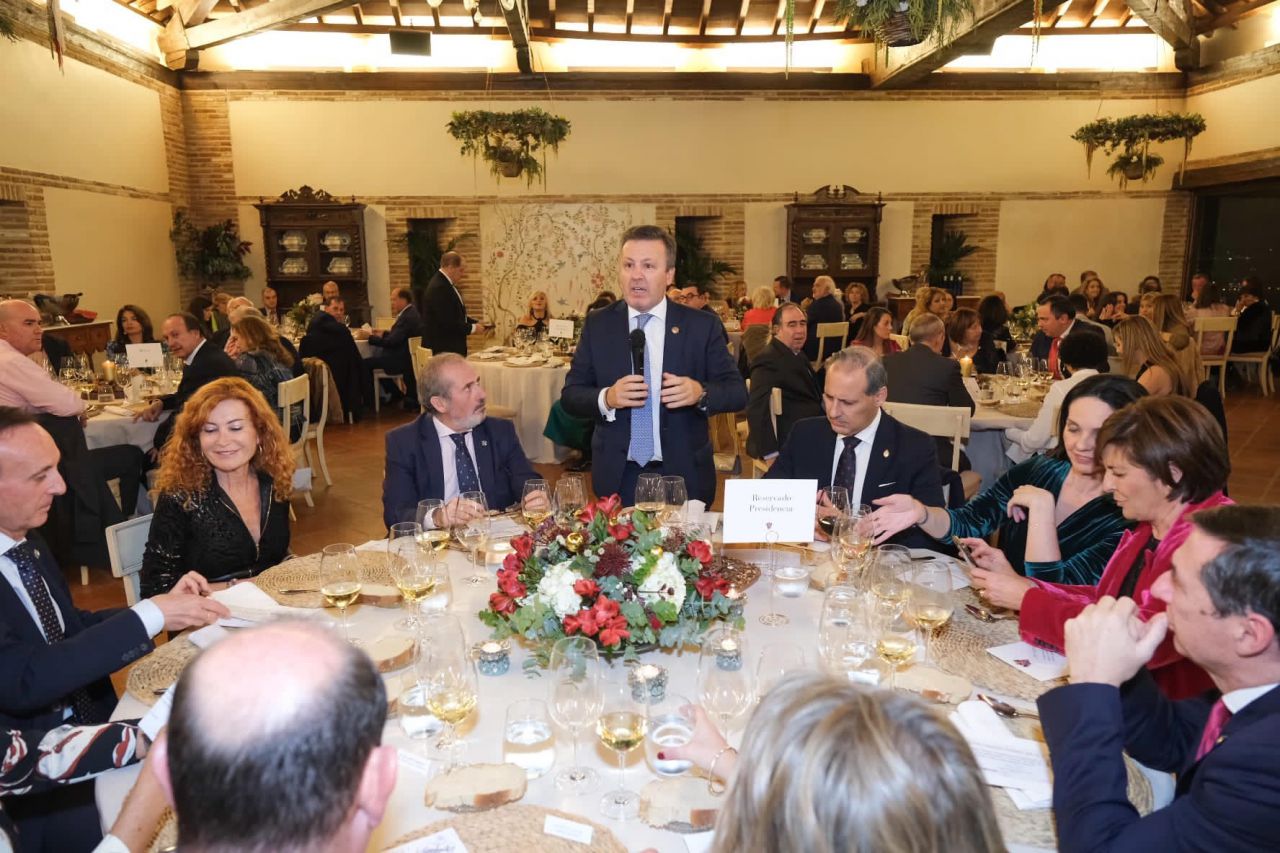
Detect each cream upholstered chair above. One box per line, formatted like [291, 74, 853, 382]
[1226, 315, 1280, 396]
[278, 374, 313, 507]
[106, 514, 153, 606]
[813, 321, 850, 369]
[1194, 315, 1237, 398]
[882, 401, 980, 500]
[889, 333, 910, 351]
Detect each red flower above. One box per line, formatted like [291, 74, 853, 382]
[511, 534, 535, 559]
[489, 591, 517, 615]
[648, 611, 662, 630]
[685, 540, 713, 566]
[591, 596, 621, 621]
[597, 494, 623, 518]
[573, 578, 600, 598]
[497, 569, 526, 599]
[695, 574, 730, 600]
[502, 552, 523, 573]
[599, 619, 631, 647]
[608, 522, 634, 541]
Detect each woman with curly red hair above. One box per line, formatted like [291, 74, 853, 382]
[141, 377, 294, 596]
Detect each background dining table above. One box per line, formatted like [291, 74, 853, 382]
[468, 356, 571, 464]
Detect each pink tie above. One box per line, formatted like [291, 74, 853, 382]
[1194, 698, 1232, 761]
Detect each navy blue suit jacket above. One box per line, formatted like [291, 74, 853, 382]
[560, 300, 748, 506]
[0, 534, 152, 730]
[1039, 673, 1280, 852]
[764, 412, 944, 551]
[368, 304, 424, 380]
[382, 414, 539, 528]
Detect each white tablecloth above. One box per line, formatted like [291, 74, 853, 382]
[470, 358, 571, 464]
[355, 338, 374, 360]
[83, 410, 165, 453]
[98, 541, 1057, 853]
[968, 404, 1035, 492]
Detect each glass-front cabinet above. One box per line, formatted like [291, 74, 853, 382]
[786, 186, 884, 301]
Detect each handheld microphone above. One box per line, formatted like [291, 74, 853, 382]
[629, 329, 646, 377]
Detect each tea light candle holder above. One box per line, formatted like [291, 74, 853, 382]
[716, 637, 743, 671]
[628, 663, 668, 702]
[724, 588, 745, 622]
[959, 356, 974, 378]
[473, 640, 510, 676]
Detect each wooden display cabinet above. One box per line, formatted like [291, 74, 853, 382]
[254, 186, 370, 325]
[786, 185, 885, 302]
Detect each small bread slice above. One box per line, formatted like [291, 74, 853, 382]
[424, 763, 527, 812]
[368, 635, 415, 673]
[360, 583, 403, 608]
[640, 778, 720, 832]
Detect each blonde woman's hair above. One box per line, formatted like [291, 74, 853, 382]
[1115, 316, 1196, 396]
[711, 673, 1003, 853]
[231, 315, 293, 367]
[751, 286, 775, 310]
[845, 282, 870, 309]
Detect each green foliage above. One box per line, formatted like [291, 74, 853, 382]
[675, 230, 737, 292]
[395, 230, 474, 293]
[1107, 151, 1165, 191]
[170, 210, 252, 285]
[0, 8, 16, 41]
[446, 108, 571, 188]
[831, 0, 974, 63]
[927, 230, 978, 279]
[1071, 113, 1205, 188]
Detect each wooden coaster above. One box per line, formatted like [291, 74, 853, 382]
[384, 804, 626, 852]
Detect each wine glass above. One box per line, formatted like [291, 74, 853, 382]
[597, 677, 648, 820]
[759, 531, 787, 626]
[644, 694, 695, 777]
[756, 643, 805, 699]
[660, 475, 687, 526]
[416, 499, 450, 553]
[554, 475, 586, 524]
[419, 614, 477, 770]
[908, 563, 954, 666]
[697, 627, 753, 731]
[548, 637, 603, 793]
[320, 543, 362, 645]
[522, 479, 552, 529]
[388, 522, 434, 633]
[634, 473, 663, 517]
[503, 699, 555, 780]
[818, 585, 874, 677]
[818, 485, 850, 539]
[873, 600, 918, 692]
[456, 490, 490, 586]
[870, 545, 911, 619]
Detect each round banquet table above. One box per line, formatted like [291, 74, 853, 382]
[96, 539, 1149, 853]
[83, 408, 166, 453]
[469, 357, 571, 464]
[968, 402, 1035, 491]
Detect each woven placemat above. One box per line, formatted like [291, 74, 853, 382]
[384, 804, 626, 852]
[126, 636, 200, 706]
[147, 811, 176, 853]
[254, 550, 407, 608]
[931, 597, 1054, 704]
[996, 400, 1041, 419]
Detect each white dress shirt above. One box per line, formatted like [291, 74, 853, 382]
[828, 409, 882, 507]
[432, 415, 479, 510]
[598, 298, 667, 463]
[1223, 683, 1279, 714]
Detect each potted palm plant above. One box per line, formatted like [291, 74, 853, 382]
[1071, 113, 1206, 189]
[927, 230, 978, 297]
[170, 210, 253, 290]
[675, 231, 737, 294]
[446, 108, 571, 188]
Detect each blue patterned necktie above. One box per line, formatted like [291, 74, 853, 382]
[833, 436, 861, 498]
[627, 313, 656, 465]
[449, 433, 482, 495]
[6, 542, 98, 724]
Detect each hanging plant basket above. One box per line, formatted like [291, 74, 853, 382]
[833, 0, 972, 63]
[446, 108, 571, 189]
[876, 10, 924, 46]
[1071, 113, 1206, 189]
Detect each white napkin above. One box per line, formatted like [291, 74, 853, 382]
[987, 641, 1068, 681]
[188, 623, 231, 649]
[951, 700, 1053, 809]
[210, 582, 294, 625]
[104, 405, 135, 418]
[683, 832, 715, 853]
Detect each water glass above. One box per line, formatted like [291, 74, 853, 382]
[698, 628, 753, 729]
[554, 475, 586, 523]
[503, 699, 555, 780]
[644, 694, 695, 777]
[548, 637, 603, 793]
[457, 490, 490, 586]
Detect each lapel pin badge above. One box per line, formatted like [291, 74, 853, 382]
[883, 449, 890, 458]
[481, 440, 489, 447]
[671, 326, 680, 335]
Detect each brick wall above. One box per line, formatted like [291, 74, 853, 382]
[0, 191, 55, 299]
[1158, 191, 1194, 293]
[907, 200, 1000, 294]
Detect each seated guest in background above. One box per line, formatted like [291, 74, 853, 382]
[883, 315, 975, 467]
[746, 304, 823, 462]
[1067, 293, 1116, 354]
[768, 346, 944, 550]
[0, 300, 86, 420]
[971, 395, 1230, 700]
[106, 304, 162, 359]
[260, 285, 283, 327]
[585, 291, 616, 315]
[321, 280, 341, 303]
[1042, 272, 1068, 296]
[1187, 271, 1210, 304]
[1038, 505, 1280, 852]
[682, 285, 718, 316]
[1073, 275, 1107, 320]
[727, 280, 751, 313]
[975, 296, 1010, 373]
[1097, 290, 1129, 325]
[666, 285, 685, 305]
[366, 287, 424, 410]
[843, 282, 871, 335]
[1149, 293, 1203, 385]
[1115, 316, 1196, 398]
[229, 303, 302, 372]
[849, 306, 900, 357]
[772, 275, 795, 304]
[1186, 280, 1232, 355]
[384, 353, 543, 528]
[802, 276, 846, 362]
[902, 287, 949, 336]
[300, 296, 369, 421]
[0, 408, 226, 851]
[1031, 294, 1103, 379]
[1232, 277, 1274, 353]
[151, 622, 397, 853]
[184, 296, 219, 339]
[208, 296, 254, 351]
[874, 376, 1142, 585]
[515, 290, 553, 337]
[225, 315, 304, 441]
[138, 312, 240, 452]
[142, 378, 293, 597]
[1006, 332, 1110, 464]
[212, 291, 232, 325]
[740, 286, 778, 329]
[666, 673, 1004, 853]
[946, 307, 982, 361]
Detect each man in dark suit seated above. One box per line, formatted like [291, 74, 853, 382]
[365, 287, 424, 410]
[1029, 294, 1105, 378]
[561, 225, 748, 507]
[421, 252, 490, 357]
[137, 312, 240, 452]
[299, 297, 370, 422]
[882, 314, 975, 468]
[746, 303, 823, 461]
[766, 346, 944, 550]
[1038, 504, 1280, 852]
[382, 353, 545, 528]
[0, 408, 227, 851]
[1232, 279, 1274, 354]
[772, 275, 796, 305]
[802, 275, 846, 362]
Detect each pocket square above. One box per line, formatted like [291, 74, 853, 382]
[878, 481, 896, 488]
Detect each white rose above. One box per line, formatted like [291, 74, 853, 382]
[535, 561, 583, 619]
[637, 552, 687, 609]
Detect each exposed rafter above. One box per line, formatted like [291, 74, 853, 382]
[698, 0, 712, 35]
[1126, 0, 1199, 69]
[871, 0, 1039, 89]
[807, 0, 826, 33]
[158, 0, 360, 68]
[1197, 0, 1273, 31]
[499, 0, 534, 73]
[735, 0, 749, 35]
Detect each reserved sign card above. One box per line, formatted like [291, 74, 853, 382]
[547, 318, 576, 339]
[125, 342, 165, 368]
[721, 479, 817, 544]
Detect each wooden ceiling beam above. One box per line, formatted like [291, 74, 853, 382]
[807, 0, 825, 32]
[158, 0, 363, 66]
[1125, 0, 1198, 68]
[1085, 0, 1109, 26]
[625, 0, 635, 32]
[736, 0, 749, 35]
[698, 0, 712, 35]
[351, 2, 363, 22]
[1044, 0, 1070, 26]
[388, 0, 402, 25]
[1197, 0, 1273, 32]
[276, 20, 875, 39]
[661, 0, 671, 33]
[499, 0, 534, 73]
[771, 0, 784, 33]
[871, 0, 1039, 88]
[587, 0, 595, 31]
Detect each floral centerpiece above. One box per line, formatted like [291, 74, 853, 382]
[285, 293, 323, 336]
[1009, 303, 1038, 342]
[479, 494, 740, 665]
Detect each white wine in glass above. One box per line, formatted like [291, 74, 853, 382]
[634, 473, 663, 516]
[320, 543, 362, 645]
[415, 499, 450, 551]
[420, 615, 477, 770]
[457, 491, 490, 586]
[388, 522, 432, 633]
[597, 679, 647, 821]
[908, 563, 954, 666]
[522, 479, 552, 528]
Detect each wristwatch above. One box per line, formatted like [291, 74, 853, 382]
[696, 389, 709, 412]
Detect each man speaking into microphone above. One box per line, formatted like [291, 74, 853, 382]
[562, 225, 747, 506]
